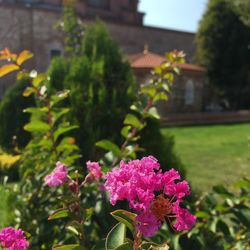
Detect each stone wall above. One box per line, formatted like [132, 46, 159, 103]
[0, 2, 196, 99]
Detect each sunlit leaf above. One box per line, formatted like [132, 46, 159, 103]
[54, 125, 79, 141]
[48, 208, 70, 220]
[121, 126, 131, 138]
[124, 114, 143, 130]
[23, 87, 35, 97]
[110, 209, 136, 234]
[24, 121, 50, 133]
[32, 73, 47, 87]
[0, 64, 19, 77]
[148, 107, 160, 119]
[16, 50, 33, 66]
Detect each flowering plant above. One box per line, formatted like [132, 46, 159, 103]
[0, 48, 195, 250]
[0, 227, 29, 250]
[105, 156, 196, 249]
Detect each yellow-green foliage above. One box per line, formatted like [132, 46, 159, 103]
[0, 151, 20, 169]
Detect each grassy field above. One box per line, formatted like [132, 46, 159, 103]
[162, 123, 250, 192]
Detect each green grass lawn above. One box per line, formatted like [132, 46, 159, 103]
[162, 123, 250, 192]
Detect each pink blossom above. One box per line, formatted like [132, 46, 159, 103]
[105, 156, 161, 211]
[86, 161, 102, 180]
[44, 162, 68, 187]
[105, 156, 196, 237]
[172, 205, 196, 231]
[0, 227, 29, 250]
[135, 212, 161, 237]
[164, 180, 190, 199]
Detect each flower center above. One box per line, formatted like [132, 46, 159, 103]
[151, 194, 172, 221]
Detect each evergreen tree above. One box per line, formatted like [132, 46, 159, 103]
[196, 0, 250, 109]
[0, 78, 34, 151]
[49, 21, 136, 163]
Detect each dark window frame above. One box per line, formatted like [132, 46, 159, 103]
[87, 0, 110, 10]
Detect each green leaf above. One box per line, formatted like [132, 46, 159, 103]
[48, 208, 70, 220]
[234, 179, 250, 190]
[52, 108, 70, 124]
[24, 121, 50, 133]
[66, 221, 84, 237]
[195, 211, 210, 219]
[140, 85, 156, 98]
[114, 242, 133, 250]
[105, 223, 126, 250]
[153, 92, 168, 102]
[51, 90, 70, 106]
[124, 114, 143, 130]
[24, 107, 48, 114]
[23, 87, 35, 97]
[147, 107, 160, 119]
[54, 125, 79, 141]
[110, 209, 136, 234]
[96, 140, 121, 157]
[233, 207, 250, 228]
[121, 126, 131, 138]
[52, 245, 85, 250]
[32, 73, 47, 87]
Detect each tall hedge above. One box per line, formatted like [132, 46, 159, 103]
[0, 78, 34, 151]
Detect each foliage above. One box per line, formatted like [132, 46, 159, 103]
[0, 77, 34, 151]
[59, 0, 85, 55]
[233, 0, 250, 27]
[0, 150, 20, 182]
[196, 0, 250, 109]
[49, 20, 136, 165]
[170, 178, 250, 250]
[0, 47, 186, 250]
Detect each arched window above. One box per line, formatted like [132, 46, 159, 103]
[87, 0, 110, 9]
[185, 79, 194, 105]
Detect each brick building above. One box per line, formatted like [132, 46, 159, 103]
[0, 0, 205, 114]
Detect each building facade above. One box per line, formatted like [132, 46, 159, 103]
[0, 0, 203, 113]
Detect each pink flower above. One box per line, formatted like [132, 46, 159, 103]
[44, 162, 68, 187]
[0, 227, 29, 250]
[135, 212, 161, 237]
[105, 156, 196, 237]
[172, 205, 196, 231]
[86, 161, 102, 180]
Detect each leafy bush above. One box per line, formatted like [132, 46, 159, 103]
[0, 78, 34, 151]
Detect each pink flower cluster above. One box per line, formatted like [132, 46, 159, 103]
[0, 227, 29, 250]
[86, 161, 102, 180]
[105, 156, 196, 237]
[44, 162, 68, 187]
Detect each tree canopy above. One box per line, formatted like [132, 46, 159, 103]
[196, 0, 250, 109]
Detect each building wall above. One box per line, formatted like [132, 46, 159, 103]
[133, 69, 204, 115]
[0, 2, 196, 99]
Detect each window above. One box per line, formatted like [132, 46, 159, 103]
[185, 80, 194, 105]
[87, 0, 109, 9]
[50, 49, 61, 60]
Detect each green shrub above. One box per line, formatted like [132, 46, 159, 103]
[0, 78, 34, 151]
[48, 21, 185, 175]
